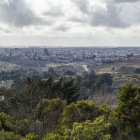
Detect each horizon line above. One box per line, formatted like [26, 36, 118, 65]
[0, 46, 140, 49]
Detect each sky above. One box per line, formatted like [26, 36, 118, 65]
[0, 0, 140, 47]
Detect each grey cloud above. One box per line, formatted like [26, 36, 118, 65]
[44, 7, 64, 17]
[68, 17, 85, 23]
[113, 0, 140, 3]
[119, 4, 140, 25]
[55, 25, 69, 32]
[0, 0, 45, 27]
[89, 3, 127, 28]
[71, 0, 125, 27]
[0, 27, 11, 33]
[71, 0, 140, 28]
[71, 0, 89, 14]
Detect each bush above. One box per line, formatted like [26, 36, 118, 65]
[69, 116, 111, 140]
[34, 98, 66, 134]
[0, 130, 20, 140]
[15, 119, 31, 136]
[21, 133, 39, 140]
[60, 100, 101, 129]
[43, 133, 66, 140]
[0, 112, 13, 131]
[44, 116, 111, 140]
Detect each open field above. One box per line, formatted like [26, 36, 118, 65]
[46, 63, 62, 67]
[89, 93, 118, 108]
[0, 61, 20, 72]
[95, 60, 140, 73]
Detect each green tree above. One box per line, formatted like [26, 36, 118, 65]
[44, 116, 111, 140]
[0, 130, 20, 140]
[21, 133, 39, 140]
[110, 83, 140, 139]
[34, 98, 66, 134]
[43, 133, 65, 140]
[69, 116, 111, 140]
[92, 73, 112, 94]
[0, 112, 13, 131]
[60, 100, 101, 129]
[15, 119, 31, 136]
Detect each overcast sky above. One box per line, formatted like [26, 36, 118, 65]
[0, 0, 140, 47]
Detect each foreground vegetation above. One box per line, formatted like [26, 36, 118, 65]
[0, 75, 140, 140]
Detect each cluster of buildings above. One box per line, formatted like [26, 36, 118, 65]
[0, 47, 140, 65]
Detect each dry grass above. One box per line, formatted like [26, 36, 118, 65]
[0, 80, 13, 89]
[95, 60, 140, 73]
[89, 93, 119, 108]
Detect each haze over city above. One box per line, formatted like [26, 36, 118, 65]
[0, 0, 140, 47]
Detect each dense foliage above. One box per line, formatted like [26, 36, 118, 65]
[0, 75, 139, 140]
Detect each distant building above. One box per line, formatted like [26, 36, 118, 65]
[44, 49, 49, 56]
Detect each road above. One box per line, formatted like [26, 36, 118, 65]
[82, 65, 89, 72]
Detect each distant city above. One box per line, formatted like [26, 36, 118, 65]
[0, 47, 139, 74]
[0, 47, 140, 64]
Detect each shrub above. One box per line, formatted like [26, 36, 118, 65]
[44, 116, 111, 140]
[34, 98, 66, 134]
[60, 100, 101, 129]
[21, 133, 39, 140]
[69, 116, 111, 140]
[0, 112, 13, 131]
[0, 130, 20, 140]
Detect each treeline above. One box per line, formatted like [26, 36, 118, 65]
[75, 72, 113, 98]
[0, 69, 57, 81]
[10, 72, 113, 100]
[0, 68, 113, 97]
[0, 74, 139, 140]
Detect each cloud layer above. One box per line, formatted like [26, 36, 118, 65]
[0, 0, 140, 46]
[71, 0, 140, 28]
[0, 0, 44, 27]
[114, 0, 140, 3]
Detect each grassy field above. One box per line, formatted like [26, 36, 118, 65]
[0, 61, 20, 72]
[95, 60, 140, 73]
[93, 60, 140, 96]
[46, 63, 63, 67]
